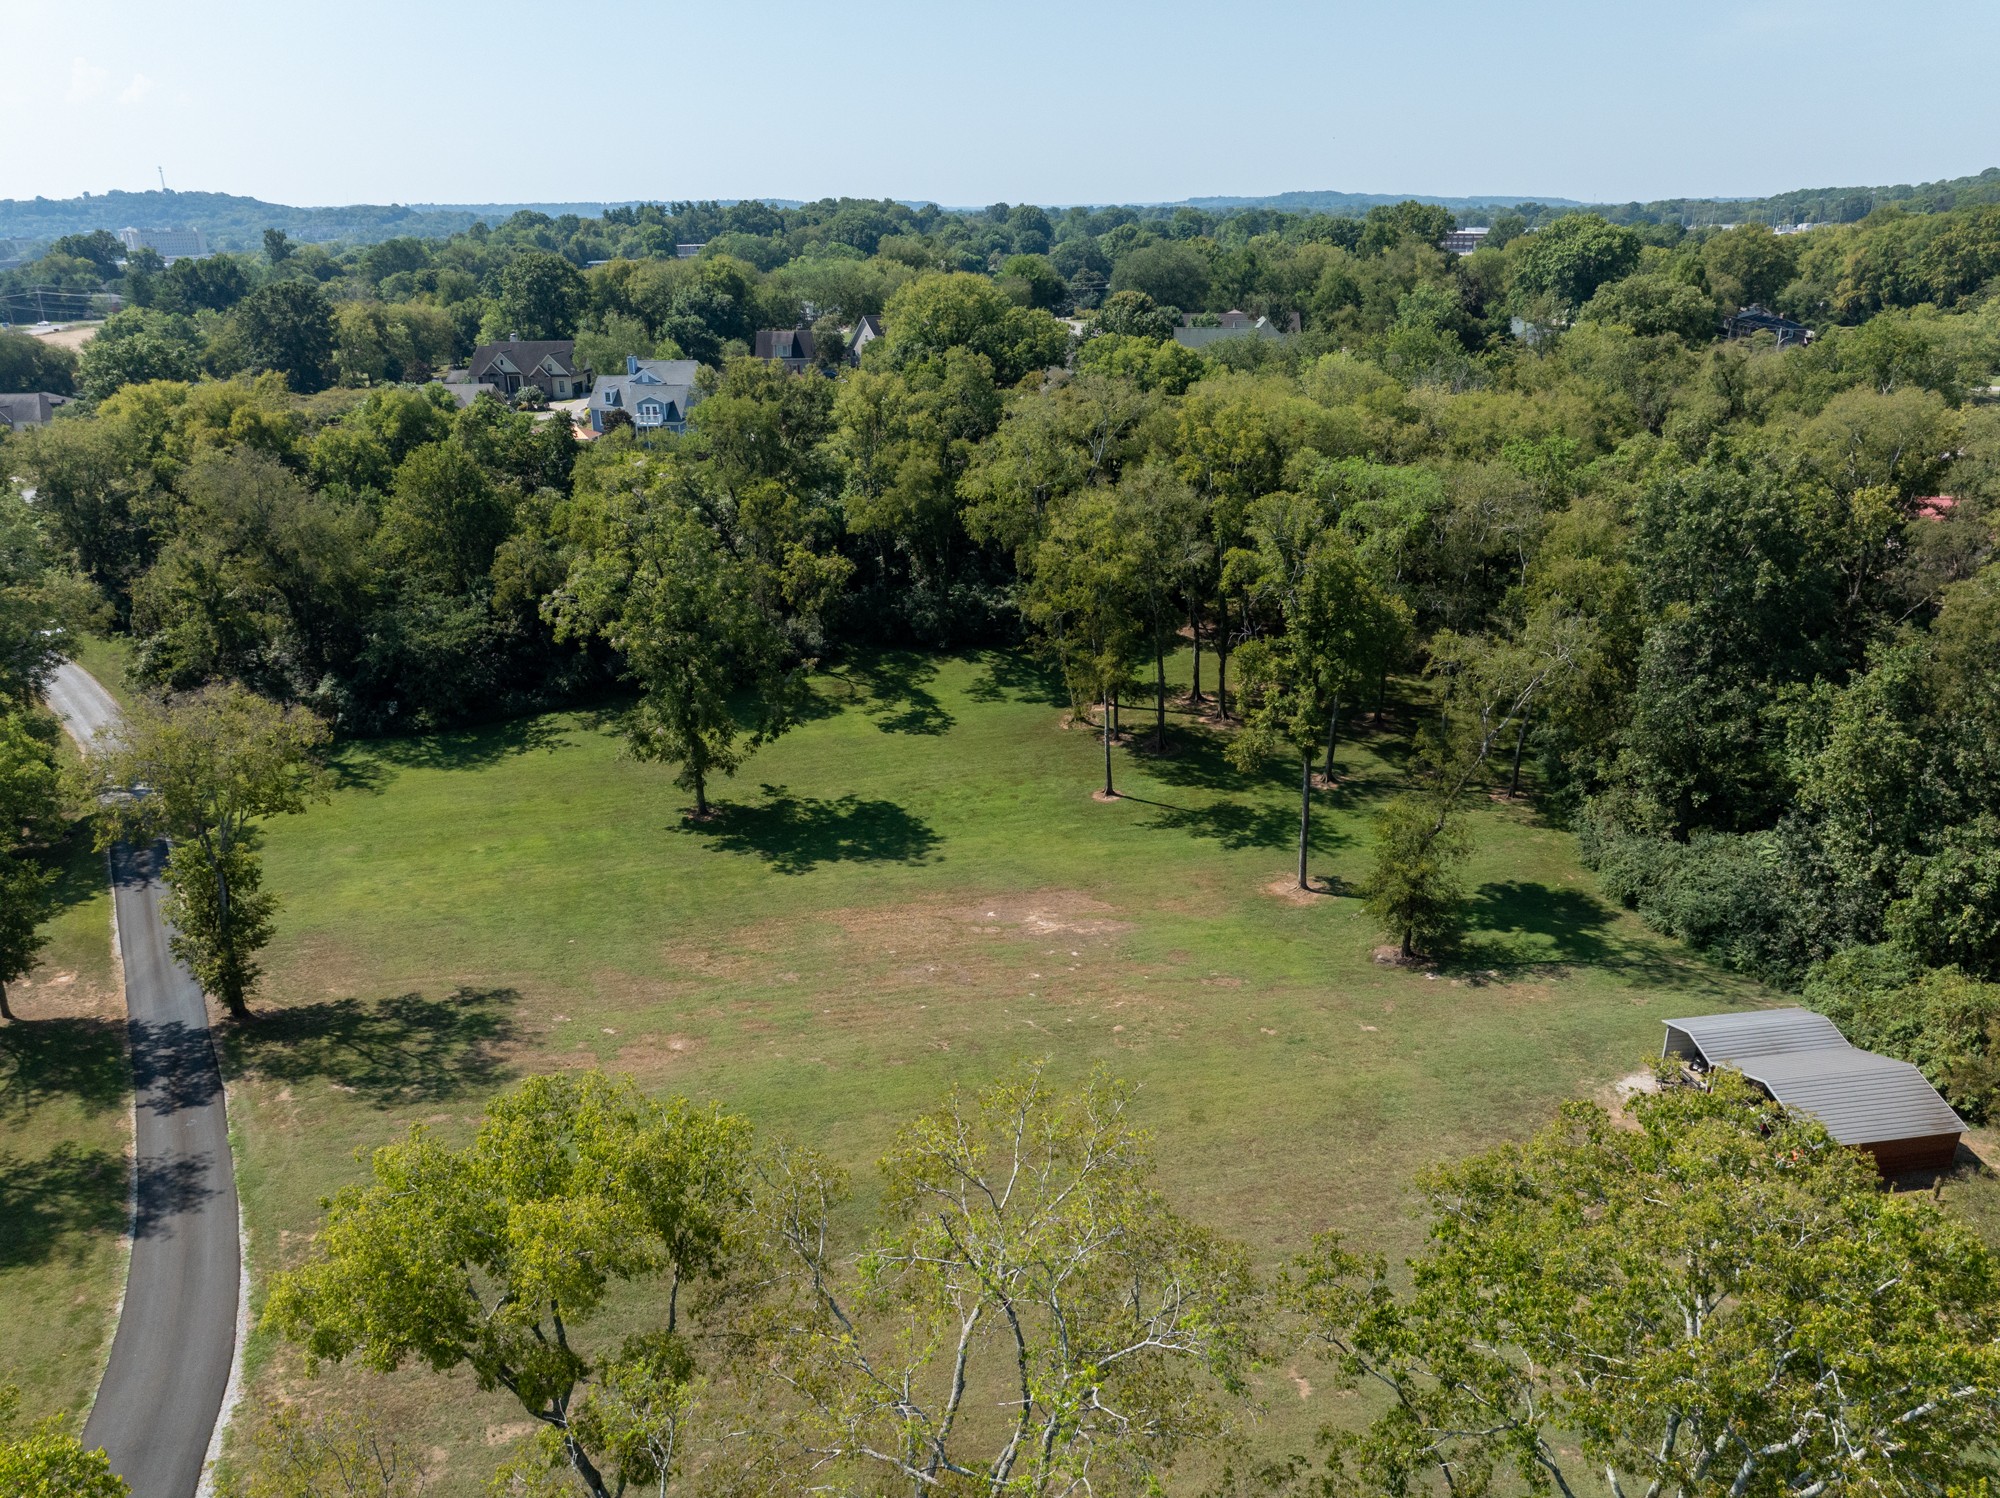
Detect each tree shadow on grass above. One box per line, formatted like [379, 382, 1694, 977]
[0, 1017, 128, 1119]
[965, 649, 1066, 708]
[1452, 879, 1722, 990]
[682, 785, 941, 875]
[839, 652, 955, 735]
[229, 987, 520, 1108]
[0, 1143, 129, 1268]
[1139, 798, 1302, 852]
[336, 717, 577, 793]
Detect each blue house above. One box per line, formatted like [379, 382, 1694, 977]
[588, 356, 702, 434]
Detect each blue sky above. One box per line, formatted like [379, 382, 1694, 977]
[2, 0, 1996, 207]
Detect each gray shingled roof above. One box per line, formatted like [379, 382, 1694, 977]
[1662, 1009, 1847, 1064]
[1662, 1008, 1963, 1146]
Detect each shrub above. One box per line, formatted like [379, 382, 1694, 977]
[1804, 946, 2000, 1122]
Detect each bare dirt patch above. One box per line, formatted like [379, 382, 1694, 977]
[613, 1032, 701, 1078]
[1598, 1069, 1660, 1129]
[1263, 876, 1339, 905]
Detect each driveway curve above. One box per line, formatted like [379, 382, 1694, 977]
[46, 661, 240, 1498]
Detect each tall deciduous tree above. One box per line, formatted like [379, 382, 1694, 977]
[1232, 493, 1408, 890]
[88, 683, 330, 1017]
[265, 1072, 751, 1498]
[498, 251, 588, 341]
[237, 279, 337, 395]
[550, 482, 806, 819]
[752, 1061, 1253, 1498]
[0, 1386, 127, 1497]
[1021, 490, 1147, 798]
[1275, 1073, 2000, 1498]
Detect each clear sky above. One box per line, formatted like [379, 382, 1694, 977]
[3, 0, 1996, 208]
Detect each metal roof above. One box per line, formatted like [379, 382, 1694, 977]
[1662, 1009, 1963, 1147]
[1736, 1049, 1965, 1146]
[1661, 1008, 1847, 1063]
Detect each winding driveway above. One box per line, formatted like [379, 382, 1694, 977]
[46, 662, 240, 1498]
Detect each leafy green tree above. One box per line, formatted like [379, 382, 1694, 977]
[752, 1061, 1252, 1498]
[89, 684, 330, 1018]
[1357, 200, 1456, 256]
[1359, 795, 1471, 959]
[1092, 288, 1177, 342]
[262, 227, 293, 265]
[499, 250, 588, 341]
[549, 482, 806, 818]
[75, 308, 203, 398]
[265, 1072, 750, 1498]
[1232, 494, 1407, 889]
[1022, 490, 1148, 797]
[0, 711, 65, 1022]
[1701, 222, 1799, 308]
[0, 1385, 125, 1497]
[1108, 241, 1211, 311]
[1577, 271, 1721, 342]
[231, 1396, 425, 1497]
[380, 440, 513, 598]
[1119, 461, 1211, 747]
[0, 330, 78, 396]
[997, 252, 1067, 311]
[236, 279, 337, 394]
[1276, 1073, 2000, 1498]
[153, 255, 251, 317]
[1513, 212, 1642, 310]
[879, 272, 1071, 385]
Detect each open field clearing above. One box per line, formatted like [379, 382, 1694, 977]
[199, 648, 1996, 1492]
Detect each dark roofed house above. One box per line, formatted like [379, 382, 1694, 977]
[589, 356, 702, 435]
[753, 327, 819, 373]
[1663, 1009, 1964, 1174]
[1725, 304, 1813, 347]
[469, 336, 582, 399]
[0, 391, 74, 431]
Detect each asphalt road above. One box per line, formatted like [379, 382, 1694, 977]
[47, 661, 241, 1498]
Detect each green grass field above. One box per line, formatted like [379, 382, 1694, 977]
[33, 643, 1987, 1491]
[204, 644, 1977, 1495]
[1, 800, 128, 1420]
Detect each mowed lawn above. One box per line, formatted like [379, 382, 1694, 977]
[0, 817, 129, 1421]
[222, 649, 1997, 1492]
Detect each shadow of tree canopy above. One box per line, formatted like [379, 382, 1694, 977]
[0, 1143, 128, 1268]
[228, 987, 519, 1107]
[965, 649, 1067, 707]
[1138, 797, 1312, 853]
[334, 716, 576, 793]
[129, 1019, 225, 1117]
[684, 785, 942, 875]
[0, 1017, 128, 1119]
[1452, 880, 1721, 991]
[841, 652, 956, 736]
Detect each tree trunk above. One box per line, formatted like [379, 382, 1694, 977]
[212, 847, 248, 1020]
[1298, 751, 1312, 891]
[1101, 693, 1114, 798]
[1322, 697, 1341, 780]
[1509, 710, 1530, 795]
[0, 980, 12, 1021]
[693, 768, 709, 820]
[1373, 664, 1388, 725]
[563, 1434, 614, 1498]
[1153, 646, 1167, 750]
[1189, 603, 1204, 704]
[1401, 926, 1415, 960]
[1111, 694, 1120, 739]
[1215, 589, 1230, 719]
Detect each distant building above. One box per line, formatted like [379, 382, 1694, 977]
[753, 327, 821, 373]
[434, 369, 500, 408]
[847, 313, 884, 364]
[468, 336, 583, 399]
[1171, 309, 1293, 350]
[1725, 304, 1813, 348]
[1441, 226, 1490, 255]
[589, 356, 702, 434]
[0, 391, 74, 431]
[675, 243, 706, 259]
[117, 226, 209, 264]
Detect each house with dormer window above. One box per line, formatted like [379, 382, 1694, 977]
[469, 335, 583, 399]
[588, 356, 703, 434]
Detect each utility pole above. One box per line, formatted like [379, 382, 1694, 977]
[158, 166, 168, 192]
